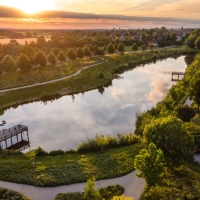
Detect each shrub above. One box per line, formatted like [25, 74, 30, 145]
[99, 185, 124, 200]
[98, 73, 105, 79]
[35, 146, 48, 156]
[49, 150, 65, 156]
[54, 185, 124, 200]
[0, 188, 31, 200]
[0, 149, 23, 157]
[77, 133, 139, 153]
[174, 104, 195, 122]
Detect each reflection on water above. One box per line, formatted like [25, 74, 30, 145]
[0, 56, 187, 151]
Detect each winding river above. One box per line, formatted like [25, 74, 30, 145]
[0, 56, 187, 151]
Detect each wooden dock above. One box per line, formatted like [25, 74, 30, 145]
[0, 124, 29, 149]
[171, 71, 185, 81]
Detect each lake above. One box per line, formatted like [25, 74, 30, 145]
[0, 56, 187, 151]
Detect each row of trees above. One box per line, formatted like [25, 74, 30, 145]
[0, 45, 98, 73]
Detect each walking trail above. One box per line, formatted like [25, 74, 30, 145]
[0, 170, 145, 200]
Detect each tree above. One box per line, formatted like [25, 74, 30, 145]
[195, 36, 200, 49]
[112, 195, 134, 200]
[170, 32, 177, 42]
[34, 50, 47, 67]
[76, 47, 84, 59]
[174, 104, 195, 122]
[134, 143, 165, 195]
[143, 116, 194, 165]
[57, 51, 66, 63]
[96, 134, 108, 152]
[16, 53, 31, 71]
[67, 48, 76, 61]
[83, 177, 101, 200]
[132, 43, 138, 51]
[141, 45, 147, 51]
[118, 42, 125, 52]
[190, 71, 200, 109]
[1, 55, 16, 73]
[187, 34, 197, 48]
[47, 52, 57, 65]
[107, 43, 115, 53]
[83, 46, 91, 58]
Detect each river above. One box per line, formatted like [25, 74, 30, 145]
[0, 56, 187, 151]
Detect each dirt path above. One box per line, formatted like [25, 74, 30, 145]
[0, 170, 145, 200]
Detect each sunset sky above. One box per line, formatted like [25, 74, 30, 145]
[0, 0, 199, 29]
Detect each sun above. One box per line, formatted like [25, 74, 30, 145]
[0, 0, 56, 14]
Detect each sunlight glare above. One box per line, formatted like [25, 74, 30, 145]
[0, 0, 55, 14]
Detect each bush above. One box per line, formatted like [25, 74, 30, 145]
[77, 133, 139, 153]
[35, 146, 48, 156]
[98, 72, 105, 79]
[54, 192, 83, 200]
[174, 104, 195, 122]
[49, 150, 65, 156]
[54, 185, 124, 200]
[65, 149, 77, 154]
[99, 185, 124, 200]
[0, 188, 31, 200]
[0, 149, 23, 157]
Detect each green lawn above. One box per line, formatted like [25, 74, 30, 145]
[0, 57, 102, 90]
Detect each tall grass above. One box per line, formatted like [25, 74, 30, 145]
[77, 133, 139, 153]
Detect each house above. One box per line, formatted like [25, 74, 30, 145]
[148, 39, 159, 47]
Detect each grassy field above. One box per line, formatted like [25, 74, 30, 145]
[0, 143, 143, 186]
[0, 57, 102, 90]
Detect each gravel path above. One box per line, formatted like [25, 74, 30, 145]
[0, 170, 145, 200]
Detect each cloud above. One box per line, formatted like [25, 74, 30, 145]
[112, 88, 124, 100]
[146, 79, 169, 103]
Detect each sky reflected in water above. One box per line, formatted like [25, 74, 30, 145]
[0, 56, 186, 151]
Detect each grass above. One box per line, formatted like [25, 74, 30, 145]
[0, 143, 143, 186]
[0, 57, 102, 90]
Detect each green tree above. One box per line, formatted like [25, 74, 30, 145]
[16, 53, 31, 71]
[1, 55, 16, 73]
[57, 51, 66, 63]
[83, 46, 91, 58]
[76, 47, 84, 59]
[106, 43, 115, 53]
[141, 45, 147, 51]
[190, 71, 200, 109]
[132, 43, 138, 51]
[174, 104, 195, 122]
[34, 50, 47, 67]
[118, 42, 125, 52]
[83, 177, 101, 200]
[112, 195, 134, 200]
[47, 52, 57, 65]
[195, 36, 200, 49]
[170, 32, 177, 42]
[134, 143, 166, 194]
[114, 42, 118, 50]
[187, 34, 197, 48]
[96, 134, 108, 152]
[143, 116, 194, 165]
[67, 48, 76, 61]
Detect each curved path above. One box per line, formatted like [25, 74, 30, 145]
[0, 170, 145, 200]
[0, 60, 106, 94]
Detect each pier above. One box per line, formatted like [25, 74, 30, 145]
[0, 124, 29, 150]
[171, 71, 185, 81]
